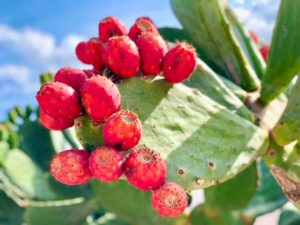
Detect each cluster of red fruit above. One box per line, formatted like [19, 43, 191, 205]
[76, 16, 196, 83]
[36, 16, 196, 217]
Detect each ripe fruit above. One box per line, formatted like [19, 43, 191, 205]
[54, 67, 88, 91]
[103, 110, 142, 151]
[36, 82, 82, 120]
[136, 32, 167, 75]
[103, 36, 140, 78]
[75, 38, 104, 69]
[129, 17, 158, 41]
[98, 16, 128, 43]
[40, 111, 74, 130]
[151, 182, 188, 217]
[50, 149, 92, 185]
[83, 69, 102, 78]
[162, 42, 197, 83]
[89, 146, 123, 182]
[81, 76, 121, 123]
[260, 43, 270, 62]
[124, 147, 167, 190]
[76, 42, 90, 64]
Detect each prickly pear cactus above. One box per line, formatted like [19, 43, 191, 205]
[171, 0, 261, 91]
[260, 0, 300, 103]
[115, 76, 268, 190]
[1, 0, 300, 224]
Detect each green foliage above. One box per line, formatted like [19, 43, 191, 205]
[204, 163, 258, 211]
[224, 7, 265, 79]
[3, 149, 57, 200]
[159, 27, 250, 110]
[0, 190, 24, 225]
[171, 0, 260, 91]
[279, 204, 300, 225]
[75, 114, 104, 152]
[118, 77, 268, 190]
[40, 72, 54, 84]
[260, 0, 300, 103]
[19, 120, 57, 170]
[25, 198, 95, 225]
[0, 142, 9, 167]
[243, 161, 287, 218]
[218, 76, 248, 102]
[84, 213, 129, 225]
[2, 0, 300, 224]
[273, 77, 300, 145]
[190, 205, 247, 225]
[185, 60, 253, 121]
[92, 180, 186, 225]
[264, 141, 300, 209]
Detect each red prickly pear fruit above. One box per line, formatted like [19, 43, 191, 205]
[75, 38, 104, 70]
[260, 43, 270, 62]
[89, 146, 123, 182]
[98, 16, 128, 43]
[124, 147, 167, 191]
[50, 149, 92, 185]
[83, 69, 102, 78]
[103, 110, 142, 151]
[136, 32, 168, 75]
[76, 42, 90, 64]
[103, 36, 140, 78]
[137, 17, 154, 23]
[162, 42, 197, 84]
[39, 111, 74, 130]
[151, 182, 188, 217]
[54, 67, 88, 91]
[36, 82, 83, 120]
[87, 38, 104, 70]
[249, 30, 259, 44]
[81, 76, 121, 123]
[129, 17, 158, 41]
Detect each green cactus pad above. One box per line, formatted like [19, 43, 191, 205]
[19, 121, 58, 171]
[185, 60, 253, 121]
[0, 190, 24, 225]
[171, 0, 260, 91]
[224, 7, 265, 80]
[84, 213, 129, 225]
[117, 77, 268, 190]
[190, 204, 247, 225]
[243, 161, 287, 218]
[260, 0, 300, 103]
[264, 141, 300, 209]
[218, 76, 248, 102]
[25, 198, 95, 225]
[273, 77, 300, 146]
[204, 162, 258, 211]
[279, 203, 300, 225]
[3, 149, 57, 200]
[74, 114, 104, 152]
[158, 28, 249, 103]
[0, 142, 9, 167]
[91, 180, 187, 225]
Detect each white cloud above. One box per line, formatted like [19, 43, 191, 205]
[233, 7, 251, 21]
[0, 24, 86, 71]
[0, 24, 91, 98]
[0, 64, 38, 95]
[229, 0, 280, 41]
[233, 0, 245, 4]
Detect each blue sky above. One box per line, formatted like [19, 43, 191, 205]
[0, 0, 280, 119]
